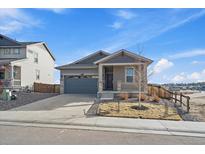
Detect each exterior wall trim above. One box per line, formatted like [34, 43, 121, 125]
[101, 63, 144, 66]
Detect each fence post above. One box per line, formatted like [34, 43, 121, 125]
[174, 92, 177, 106]
[170, 92, 173, 102]
[180, 93, 182, 107]
[187, 97, 190, 113]
[158, 86, 160, 98]
[164, 90, 166, 99]
[152, 86, 154, 96]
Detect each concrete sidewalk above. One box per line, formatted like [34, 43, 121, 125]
[0, 110, 205, 137]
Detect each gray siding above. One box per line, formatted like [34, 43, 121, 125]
[102, 54, 147, 64]
[0, 47, 26, 59]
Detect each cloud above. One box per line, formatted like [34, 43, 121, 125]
[152, 58, 174, 74]
[192, 61, 200, 64]
[109, 21, 123, 29]
[191, 60, 205, 65]
[103, 9, 205, 51]
[171, 69, 205, 83]
[190, 72, 201, 80]
[0, 9, 40, 34]
[38, 8, 66, 14]
[170, 49, 205, 59]
[171, 73, 187, 83]
[116, 10, 136, 20]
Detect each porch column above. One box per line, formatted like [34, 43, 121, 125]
[98, 64, 103, 92]
[144, 63, 148, 92]
[10, 64, 14, 88]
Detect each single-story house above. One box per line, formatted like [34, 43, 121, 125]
[56, 49, 153, 95]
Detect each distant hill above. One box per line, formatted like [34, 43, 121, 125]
[162, 82, 205, 91]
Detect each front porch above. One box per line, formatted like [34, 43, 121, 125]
[0, 62, 21, 89]
[98, 63, 147, 94]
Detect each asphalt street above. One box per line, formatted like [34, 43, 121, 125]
[0, 125, 205, 144]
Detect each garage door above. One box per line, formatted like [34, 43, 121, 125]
[64, 77, 98, 94]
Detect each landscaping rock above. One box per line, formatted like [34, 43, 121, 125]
[0, 92, 58, 111]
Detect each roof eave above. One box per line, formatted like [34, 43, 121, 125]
[27, 42, 55, 61]
[55, 66, 97, 70]
[94, 49, 153, 64]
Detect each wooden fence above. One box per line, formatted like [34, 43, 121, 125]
[148, 84, 172, 99]
[148, 84, 190, 113]
[34, 82, 60, 93]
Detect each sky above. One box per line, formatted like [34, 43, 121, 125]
[0, 8, 205, 84]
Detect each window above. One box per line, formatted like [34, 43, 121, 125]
[34, 52, 38, 63]
[13, 48, 20, 55]
[36, 70, 40, 80]
[0, 49, 4, 55]
[0, 71, 5, 80]
[125, 67, 134, 83]
[4, 49, 10, 55]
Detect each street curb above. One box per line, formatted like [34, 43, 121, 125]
[0, 119, 205, 138]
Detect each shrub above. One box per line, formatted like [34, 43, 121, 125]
[148, 95, 161, 102]
[117, 93, 129, 100]
[140, 94, 148, 101]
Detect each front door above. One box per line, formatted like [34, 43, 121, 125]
[104, 66, 113, 90]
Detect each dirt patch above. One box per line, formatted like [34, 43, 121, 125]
[98, 102, 182, 121]
[184, 93, 205, 122]
[131, 105, 149, 110]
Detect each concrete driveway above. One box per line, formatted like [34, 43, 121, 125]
[11, 94, 96, 111]
[0, 94, 96, 123]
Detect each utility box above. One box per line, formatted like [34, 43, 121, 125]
[2, 89, 11, 101]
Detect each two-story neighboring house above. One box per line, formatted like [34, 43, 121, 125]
[0, 34, 55, 89]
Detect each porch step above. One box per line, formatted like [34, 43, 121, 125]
[98, 93, 114, 101]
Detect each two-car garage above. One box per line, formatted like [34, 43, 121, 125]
[64, 76, 98, 94]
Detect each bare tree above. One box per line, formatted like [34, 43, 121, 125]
[135, 43, 145, 108]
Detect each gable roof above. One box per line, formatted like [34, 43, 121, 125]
[20, 41, 42, 45]
[71, 50, 110, 64]
[56, 50, 110, 70]
[94, 49, 153, 65]
[0, 34, 55, 61]
[27, 42, 55, 61]
[0, 34, 23, 46]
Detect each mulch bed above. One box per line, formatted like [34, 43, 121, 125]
[0, 92, 59, 111]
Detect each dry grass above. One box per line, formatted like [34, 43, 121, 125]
[98, 102, 182, 121]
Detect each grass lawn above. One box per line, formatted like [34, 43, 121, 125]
[98, 102, 182, 121]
